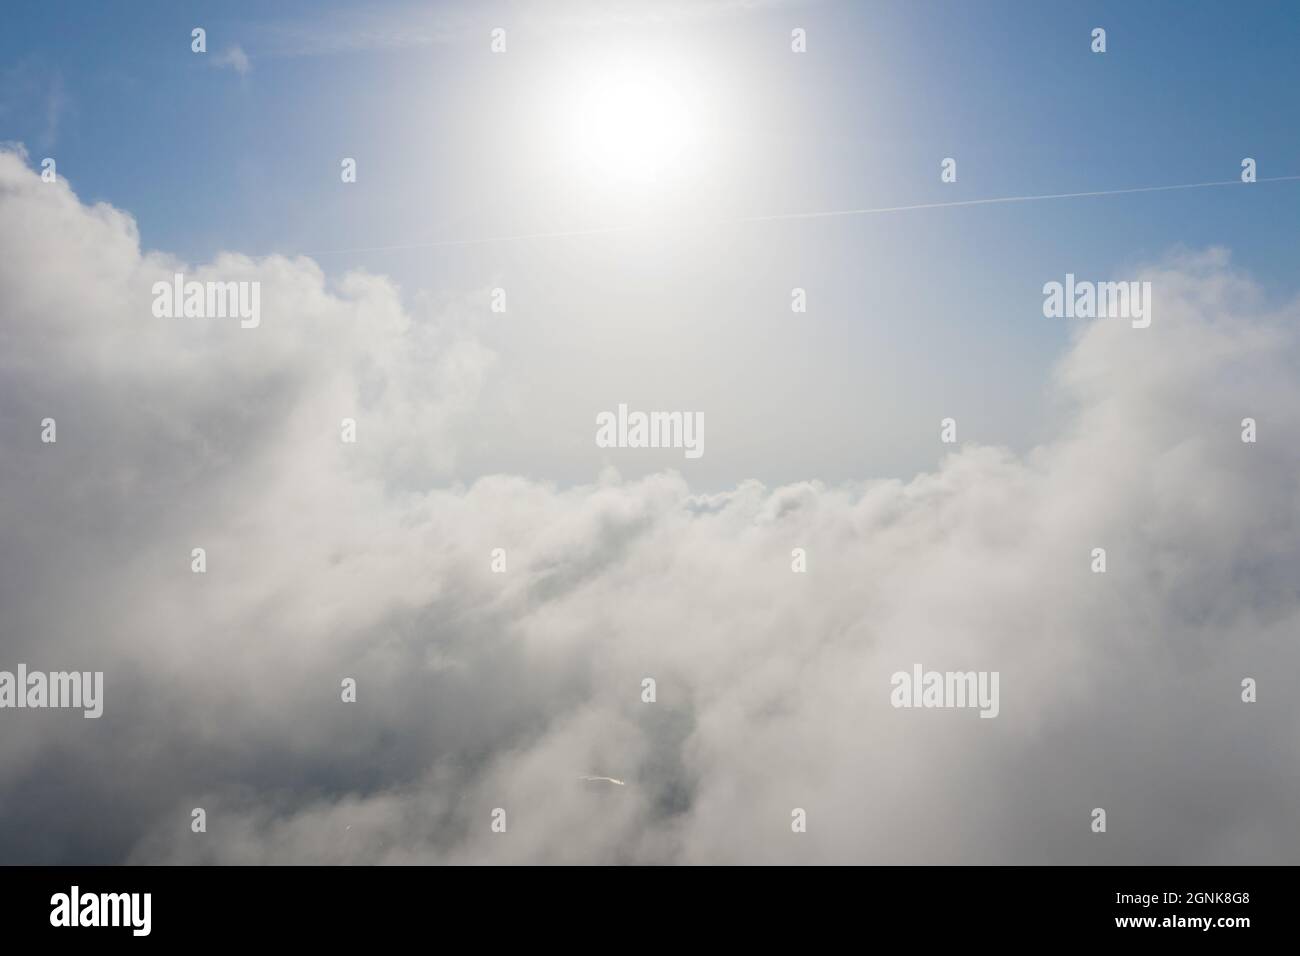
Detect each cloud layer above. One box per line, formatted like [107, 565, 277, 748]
[1, 148, 1298, 864]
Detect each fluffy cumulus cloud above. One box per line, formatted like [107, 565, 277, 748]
[1, 147, 1298, 864]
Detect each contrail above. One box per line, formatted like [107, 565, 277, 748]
[727, 175, 1300, 223]
[284, 174, 1300, 257]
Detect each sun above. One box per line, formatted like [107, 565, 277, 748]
[566, 59, 698, 188]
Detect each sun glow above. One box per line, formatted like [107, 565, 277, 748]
[564, 58, 700, 188]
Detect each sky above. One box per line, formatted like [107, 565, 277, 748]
[5, 0, 1300, 488]
[1, 0, 1299, 864]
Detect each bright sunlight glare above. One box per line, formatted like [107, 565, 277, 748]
[566, 60, 698, 187]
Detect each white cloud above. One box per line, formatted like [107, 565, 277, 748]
[1, 148, 1298, 864]
[212, 45, 252, 77]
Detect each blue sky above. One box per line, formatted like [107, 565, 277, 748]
[4, 0, 1299, 486]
